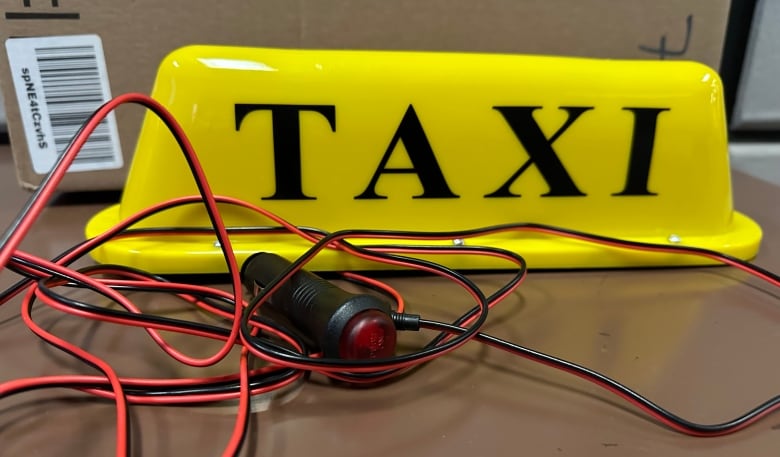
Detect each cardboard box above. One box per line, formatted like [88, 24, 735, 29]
[0, 0, 731, 191]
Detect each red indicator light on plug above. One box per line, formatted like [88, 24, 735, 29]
[339, 310, 397, 359]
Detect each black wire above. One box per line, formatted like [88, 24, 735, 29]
[36, 275, 237, 339]
[419, 318, 780, 435]
[10, 200, 772, 337]
[35, 261, 311, 359]
[40, 216, 774, 288]
[37, 275, 309, 363]
[0, 364, 298, 399]
[359, 243, 527, 347]
[5, 204, 776, 379]
[0, 241, 88, 306]
[0, 203, 271, 306]
[0, 95, 777, 448]
[15, 248, 780, 437]
[2, 222, 314, 401]
[73, 263, 314, 358]
[5, 205, 780, 437]
[12, 226, 780, 435]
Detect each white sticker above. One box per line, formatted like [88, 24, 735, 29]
[5, 35, 123, 174]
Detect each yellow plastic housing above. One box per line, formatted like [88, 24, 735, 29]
[86, 46, 761, 273]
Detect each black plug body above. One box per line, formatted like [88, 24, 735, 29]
[241, 252, 397, 359]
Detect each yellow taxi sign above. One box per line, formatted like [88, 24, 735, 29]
[86, 46, 761, 273]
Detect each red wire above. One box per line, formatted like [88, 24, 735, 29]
[0, 91, 778, 457]
[17, 260, 312, 365]
[17, 287, 129, 455]
[16, 251, 239, 366]
[29, 213, 780, 434]
[0, 93, 247, 457]
[223, 349, 251, 457]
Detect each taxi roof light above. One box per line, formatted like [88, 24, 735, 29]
[86, 46, 761, 273]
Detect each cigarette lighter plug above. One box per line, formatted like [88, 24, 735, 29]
[242, 252, 397, 359]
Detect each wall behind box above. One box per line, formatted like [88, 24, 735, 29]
[0, 0, 731, 192]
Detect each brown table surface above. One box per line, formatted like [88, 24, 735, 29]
[0, 145, 778, 457]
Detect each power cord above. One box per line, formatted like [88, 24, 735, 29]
[0, 93, 778, 457]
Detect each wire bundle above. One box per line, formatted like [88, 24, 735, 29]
[0, 93, 779, 457]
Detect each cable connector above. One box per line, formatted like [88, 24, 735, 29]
[391, 312, 420, 331]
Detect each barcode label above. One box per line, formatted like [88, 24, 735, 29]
[5, 35, 122, 174]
